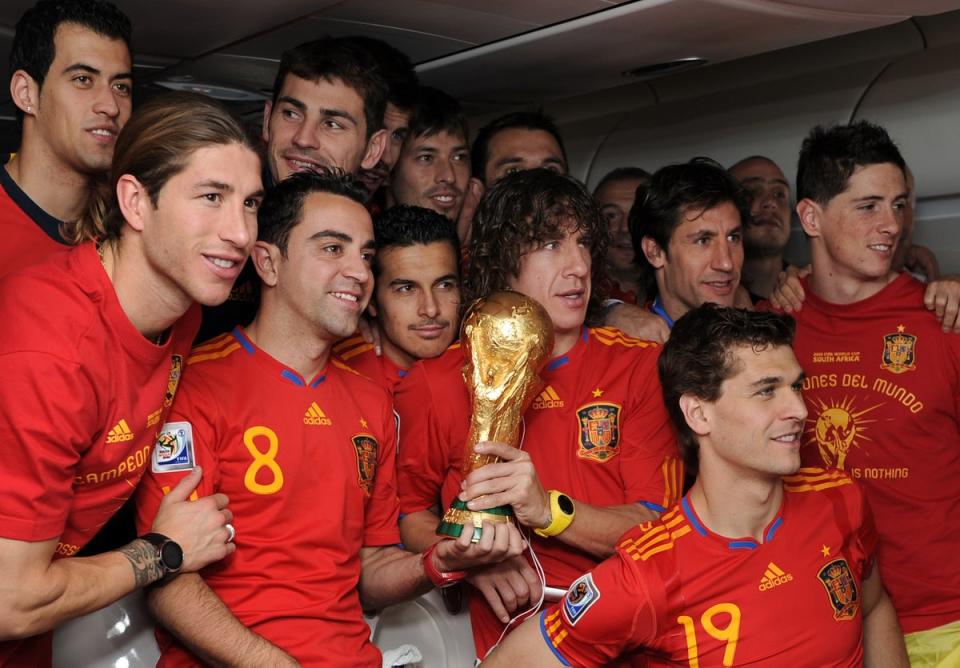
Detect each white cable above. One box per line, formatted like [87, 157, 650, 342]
[480, 417, 550, 660]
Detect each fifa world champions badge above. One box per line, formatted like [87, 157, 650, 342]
[563, 573, 601, 625]
[152, 421, 195, 473]
[881, 325, 917, 374]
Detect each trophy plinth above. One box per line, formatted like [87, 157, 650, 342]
[436, 290, 554, 541]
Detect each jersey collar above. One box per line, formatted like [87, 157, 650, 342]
[232, 326, 328, 388]
[545, 326, 589, 373]
[681, 493, 786, 551]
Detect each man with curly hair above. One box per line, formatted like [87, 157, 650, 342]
[395, 169, 683, 661]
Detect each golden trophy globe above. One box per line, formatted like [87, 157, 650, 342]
[437, 290, 554, 541]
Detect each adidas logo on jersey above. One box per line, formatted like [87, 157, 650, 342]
[106, 419, 135, 444]
[533, 386, 564, 409]
[304, 402, 332, 426]
[758, 562, 793, 591]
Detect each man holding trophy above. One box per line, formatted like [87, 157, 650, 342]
[396, 168, 684, 660]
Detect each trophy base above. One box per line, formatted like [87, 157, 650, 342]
[437, 498, 513, 542]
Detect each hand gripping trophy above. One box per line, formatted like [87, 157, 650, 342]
[437, 290, 554, 541]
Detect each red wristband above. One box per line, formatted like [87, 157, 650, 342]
[421, 541, 467, 588]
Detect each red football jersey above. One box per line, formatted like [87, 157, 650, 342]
[0, 243, 199, 665]
[540, 469, 876, 667]
[395, 326, 683, 656]
[333, 334, 409, 395]
[0, 162, 70, 276]
[790, 274, 960, 633]
[135, 328, 400, 667]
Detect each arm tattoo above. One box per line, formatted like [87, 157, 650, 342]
[118, 539, 165, 588]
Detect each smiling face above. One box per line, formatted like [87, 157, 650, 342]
[730, 158, 792, 257]
[27, 23, 132, 177]
[137, 143, 263, 308]
[644, 200, 744, 322]
[270, 191, 375, 340]
[507, 224, 591, 357]
[371, 240, 461, 367]
[802, 162, 907, 285]
[696, 343, 807, 478]
[389, 130, 471, 220]
[483, 128, 567, 185]
[262, 74, 374, 181]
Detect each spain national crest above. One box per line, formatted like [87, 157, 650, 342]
[881, 326, 916, 374]
[351, 434, 379, 494]
[576, 402, 621, 462]
[164, 355, 184, 407]
[817, 558, 860, 621]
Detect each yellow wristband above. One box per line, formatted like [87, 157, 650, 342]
[534, 490, 575, 538]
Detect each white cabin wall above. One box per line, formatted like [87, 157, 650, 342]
[855, 12, 960, 272]
[470, 12, 960, 271]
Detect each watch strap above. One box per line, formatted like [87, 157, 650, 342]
[534, 490, 576, 538]
[140, 532, 183, 576]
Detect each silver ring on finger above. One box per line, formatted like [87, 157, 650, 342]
[225, 523, 236, 543]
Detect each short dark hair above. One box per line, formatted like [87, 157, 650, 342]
[341, 36, 418, 112]
[465, 168, 608, 323]
[659, 304, 796, 473]
[593, 166, 651, 195]
[797, 121, 906, 205]
[629, 157, 749, 262]
[471, 111, 568, 180]
[407, 86, 468, 142]
[372, 205, 460, 279]
[10, 0, 131, 125]
[271, 38, 389, 140]
[258, 168, 368, 257]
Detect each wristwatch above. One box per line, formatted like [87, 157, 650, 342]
[534, 490, 576, 538]
[421, 541, 468, 589]
[140, 533, 184, 581]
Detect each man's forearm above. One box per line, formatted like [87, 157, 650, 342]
[147, 573, 297, 667]
[0, 536, 159, 639]
[398, 509, 443, 554]
[358, 546, 433, 610]
[554, 502, 655, 559]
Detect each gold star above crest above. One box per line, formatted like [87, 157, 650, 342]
[359, 417, 369, 429]
[592, 388, 603, 398]
[821, 544, 831, 557]
[897, 325, 905, 333]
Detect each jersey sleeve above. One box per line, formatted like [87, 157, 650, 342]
[134, 375, 221, 535]
[395, 361, 454, 514]
[619, 348, 684, 512]
[363, 394, 401, 547]
[0, 352, 97, 541]
[539, 548, 658, 666]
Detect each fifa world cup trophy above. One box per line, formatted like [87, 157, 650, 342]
[437, 290, 554, 541]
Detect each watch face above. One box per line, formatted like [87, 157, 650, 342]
[160, 541, 184, 572]
[558, 494, 575, 515]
